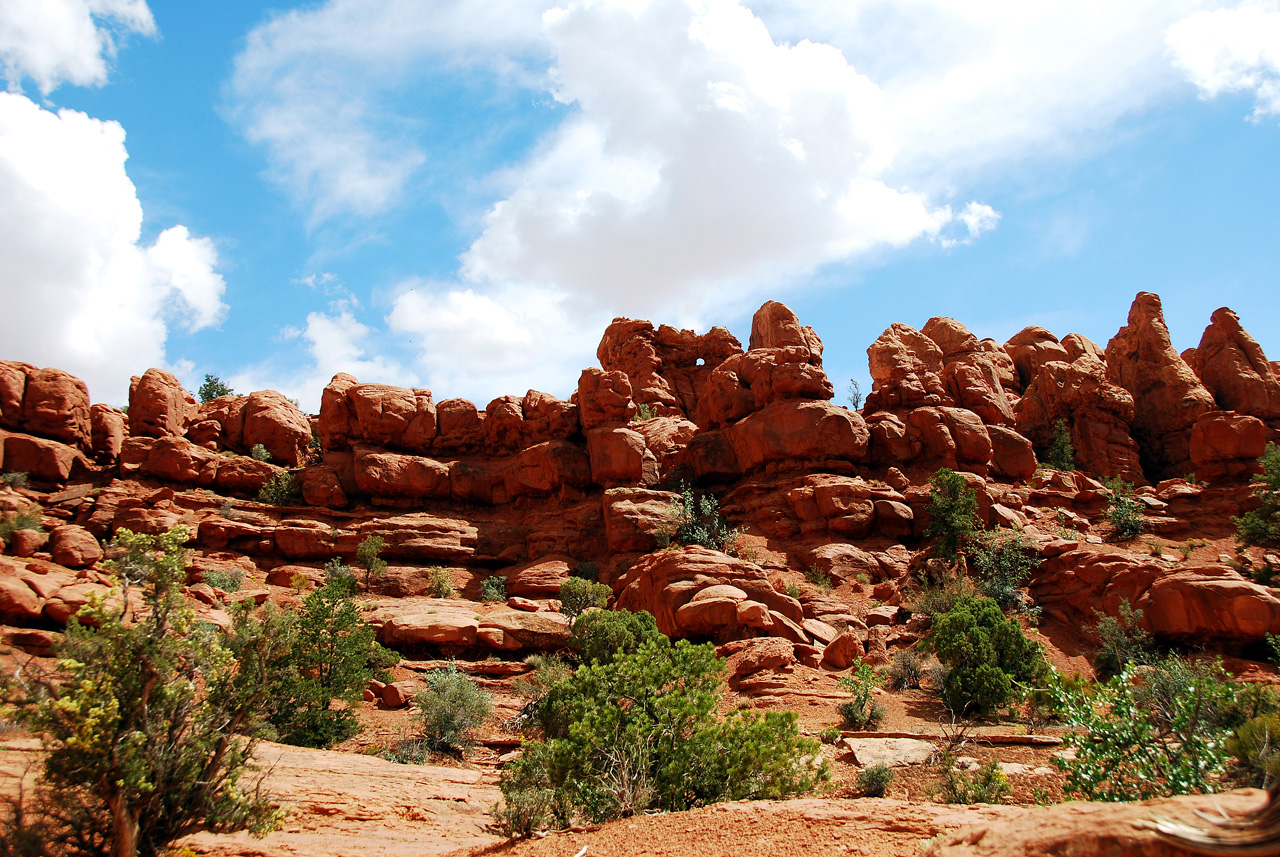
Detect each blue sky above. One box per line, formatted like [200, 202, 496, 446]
[2, 0, 1278, 411]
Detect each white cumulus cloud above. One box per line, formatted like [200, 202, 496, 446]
[1167, 2, 1280, 120]
[0, 0, 155, 94]
[0, 92, 227, 405]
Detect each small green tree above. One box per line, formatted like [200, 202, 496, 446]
[668, 484, 740, 553]
[480, 575, 507, 603]
[929, 594, 1049, 716]
[249, 443, 271, 462]
[502, 634, 826, 826]
[559, 577, 611, 619]
[569, 609, 663, 667]
[12, 527, 281, 857]
[257, 471, 300, 506]
[1103, 478, 1143, 541]
[355, 534, 387, 590]
[1045, 419, 1075, 472]
[415, 665, 493, 751]
[925, 468, 979, 561]
[837, 664, 885, 729]
[265, 576, 397, 748]
[1235, 443, 1280, 547]
[198, 374, 234, 403]
[968, 528, 1039, 611]
[847, 379, 862, 410]
[1090, 601, 1153, 681]
[1053, 657, 1241, 801]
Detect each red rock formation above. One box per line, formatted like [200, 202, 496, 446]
[243, 391, 311, 466]
[0, 361, 34, 430]
[129, 368, 197, 439]
[865, 323, 948, 411]
[21, 368, 91, 449]
[1004, 326, 1069, 392]
[922, 317, 1015, 426]
[1190, 412, 1267, 481]
[1014, 355, 1144, 483]
[576, 368, 637, 430]
[1186, 306, 1280, 420]
[1105, 293, 1216, 480]
[90, 404, 125, 461]
[596, 318, 741, 418]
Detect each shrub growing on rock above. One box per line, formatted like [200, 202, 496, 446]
[426, 566, 455, 598]
[559, 577, 611, 619]
[569, 609, 663, 667]
[929, 594, 1049, 716]
[355, 534, 387, 590]
[1045, 419, 1075, 472]
[198, 373, 234, 403]
[0, 506, 42, 547]
[838, 664, 886, 730]
[264, 575, 397, 748]
[1103, 478, 1143, 541]
[480, 575, 507, 603]
[415, 664, 493, 752]
[501, 633, 827, 826]
[933, 756, 1011, 805]
[668, 484, 740, 554]
[968, 528, 1039, 611]
[257, 471, 300, 506]
[7, 526, 283, 857]
[249, 443, 271, 462]
[1053, 657, 1243, 801]
[1235, 443, 1280, 547]
[924, 468, 979, 561]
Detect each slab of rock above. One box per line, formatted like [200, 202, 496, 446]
[48, 524, 102, 568]
[842, 737, 937, 767]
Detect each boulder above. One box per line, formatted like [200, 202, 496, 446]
[191, 395, 247, 451]
[0, 362, 33, 430]
[21, 368, 91, 448]
[434, 398, 486, 452]
[90, 405, 125, 461]
[843, 738, 937, 767]
[1105, 292, 1216, 480]
[714, 400, 869, 476]
[632, 416, 698, 472]
[596, 317, 742, 418]
[722, 636, 795, 679]
[923, 317, 1015, 426]
[576, 368, 636, 429]
[354, 446, 451, 499]
[3, 433, 84, 482]
[48, 525, 102, 568]
[318, 373, 359, 451]
[242, 391, 311, 466]
[0, 572, 42, 622]
[603, 487, 678, 553]
[380, 606, 479, 648]
[479, 610, 572, 652]
[822, 628, 864, 669]
[503, 555, 572, 599]
[213, 456, 281, 495]
[129, 368, 197, 438]
[296, 464, 348, 507]
[1190, 412, 1267, 480]
[987, 425, 1038, 482]
[587, 427, 658, 487]
[520, 390, 579, 445]
[1004, 326, 1070, 391]
[139, 436, 219, 486]
[865, 323, 948, 411]
[514, 440, 592, 494]
[347, 383, 437, 452]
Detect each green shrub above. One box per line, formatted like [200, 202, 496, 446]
[480, 575, 507, 603]
[10, 527, 282, 856]
[858, 763, 894, 797]
[324, 556, 354, 585]
[1090, 601, 1153, 681]
[514, 654, 573, 703]
[669, 484, 740, 554]
[0, 506, 42, 547]
[885, 649, 926, 691]
[785, 580, 802, 600]
[929, 595, 1049, 716]
[1103, 478, 1143, 540]
[355, 534, 387, 590]
[414, 665, 493, 752]
[503, 634, 827, 825]
[570, 609, 663, 667]
[804, 566, 834, 592]
[1045, 419, 1075, 472]
[249, 443, 271, 462]
[631, 402, 657, 422]
[1053, 657, 1242, 801]
[264, 576, 398, 748]
[257, 471, 300, 506]
[924, 468, 979, 561]
[837, 664, 886, 730]
[1, 471, 29, 489]
[198, 373, 234, 403]
[968, 528, 1039, 610]
[559, 577, 610, 619]
[1228, 712, 1280, 788]
[1234, 443, 1280, 547]
[909, 574, 977, 620]
[202, 568, 244, 593]
[492, 786, 555, 839]
[846, 379, 862, 410]
[933, 757, 1011, 804]
[818, 727, 841, 744]
[426, 566, 454, 598]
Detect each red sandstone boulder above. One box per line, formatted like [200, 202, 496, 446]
[923, 317, 1015, 426]
[576, 368, 637, 429]
[1061, 332, 1105, 364]
[513, 440, 592, 494]
[22, 368, 90, 448]
[1004, 326, 1070, 392]
[905, 406, 992, 475]
[191, 395, 247, 451]
[318, 373, 359, 451]
[90, 404, 125, 461]
[3, 433, 85, 482]
[712, 400, 869, 476]
[348, 383, 437, 452]
[822, 628, 864, 669]
[586, 427, 658, 487]
[1105, 293, 1216, 480]
[987, 425, 1038, 481]
[520, 390, 579, 445]
[354, 445, 450, 499]
[865, 323, 948, 411]
[1190, 412, 1267, 480]
[1015, 356, 1144, 483]
[596, 318, 742, 418]
[632, 416, 697, 473]
[296, 464, 348, 507]
[614, 546, 805, 643]
[139, 436, 219, 486]
[242, 391, 311, 466]
[484, 396, 524, 452]
[49, 524, 101, 568]
[0, 362, 34, 430]
[129, 369, 197, 438]
[479, 610, 572, 652]
[602, 487, 678, 553]
[1186, 306, 1280, 420]
[434, 398, 485, 452]
[503, 555, 572, 598]
[213, 456, 281, 495]
[381, 605, 479, 647]
[722, 637, 795, 680]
